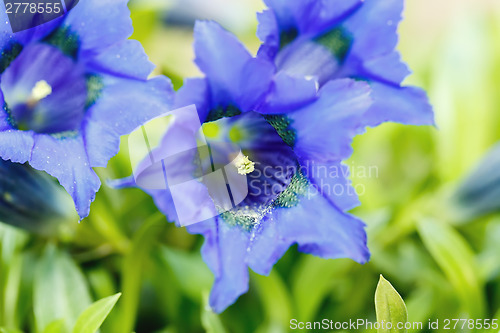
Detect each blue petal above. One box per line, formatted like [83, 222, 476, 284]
[111, 105, 219, 226]
[189, 217, 250, 313]
[360, 52, 410, 86]
[304, 160, 361, 212]
[343, 0, 403, 62]
[257, 72, 318, 114]
[29, 134, 100, 219]
[64, 0, 133, 56]
[275, 37, 341, 86]
[247, 185, 369, 275]
[107, 175, 136, 189]
[362, 82, 435, 127]
[0, 2, 62, 47]
[337, 0, 411, 86]
[290, 79, 372, 163]
[256, 9, 280, 61]
[174, 78, 211, 122]
[0, 111, 10, 131]
[246, 219, 291, 276]
[258, 0, 361, 53]
[269, 190, 369, 262]
[0, 131, 101, 219]
[0, 130, 34, 163]
[262, 0, 307, 32]
[316, 0, 364, 33]
[150, 179, 218, 228]
[0, 90, 11, 130]
[86, 40, 155, 80]
[83, 75, 174, 167]
[148, 188, 180, 224]
[193, 21, 275, 111]
[263, 0, 362, 33]
[0, 5, 15, 49]
[15, 19, 63, 45]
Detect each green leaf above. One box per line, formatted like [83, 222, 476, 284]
[0, 224, 28, 265]
[86, 269, 117, 302]
[201, 293, 227, 333]
[43, 320, 64, 333]
[0, 224, 28, 325]
[375, 275, 408, 333]
[158, 246, 212, 302]
[291, 256, 353, 321]
[0, 327, 24, 333]
[3, 254, 23, 328]
[117, 213, 166, 333]
[72, 293, 121, 333]
[417, 218, 485, 317]
[252, 271, 292, 331]
[33, 244, 92, 333]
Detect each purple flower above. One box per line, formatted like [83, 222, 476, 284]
[0, 0, 173, 219]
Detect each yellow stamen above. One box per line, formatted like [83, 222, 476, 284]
[234, 155, 255, 175]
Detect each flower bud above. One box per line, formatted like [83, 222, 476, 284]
[0, 159, 76, 235]
[453, 143, 500, 220]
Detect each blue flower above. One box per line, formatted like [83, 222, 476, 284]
[117, 0, 435, 312]
[0, 0, 174, 219]
[116, 20, 382, 313]
[257, 0, 435, 127]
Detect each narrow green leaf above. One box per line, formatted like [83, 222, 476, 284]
[252, 271, 292, 331]
[201, 293, 227, 333]
[3, 254, 23, 328]
[375, 275, 408, 333]
[72, 293, 121, 333]
[33, 244, 92, 333]
[43, 319, 64, 333]
[0, 327, 24, 333]
[291, 256, 352, 321]
[158, 246, 212, 301]
[0, 224, 28, 325]
[417, 218, 485, 317]
[117, 213, 166, 333]
[0, 224, 28, 265]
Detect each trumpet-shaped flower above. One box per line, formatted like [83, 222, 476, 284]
[0, 0, 173, 219]
[257, 0, 434, 127]
[117, 0, 434, 313]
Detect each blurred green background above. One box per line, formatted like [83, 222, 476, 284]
[1, 0, 500, 332]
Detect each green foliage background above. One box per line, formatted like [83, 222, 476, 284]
[1, 0, 500, 332]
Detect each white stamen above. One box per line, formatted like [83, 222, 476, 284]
[235, 155, 255, 175]
[30, 80, 52, 102]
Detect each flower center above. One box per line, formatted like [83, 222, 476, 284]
[234, 155, 255, 175]
[29, 80, 53, 105]
[203, 111, 303, 230]
[0, 43, 88, 134]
